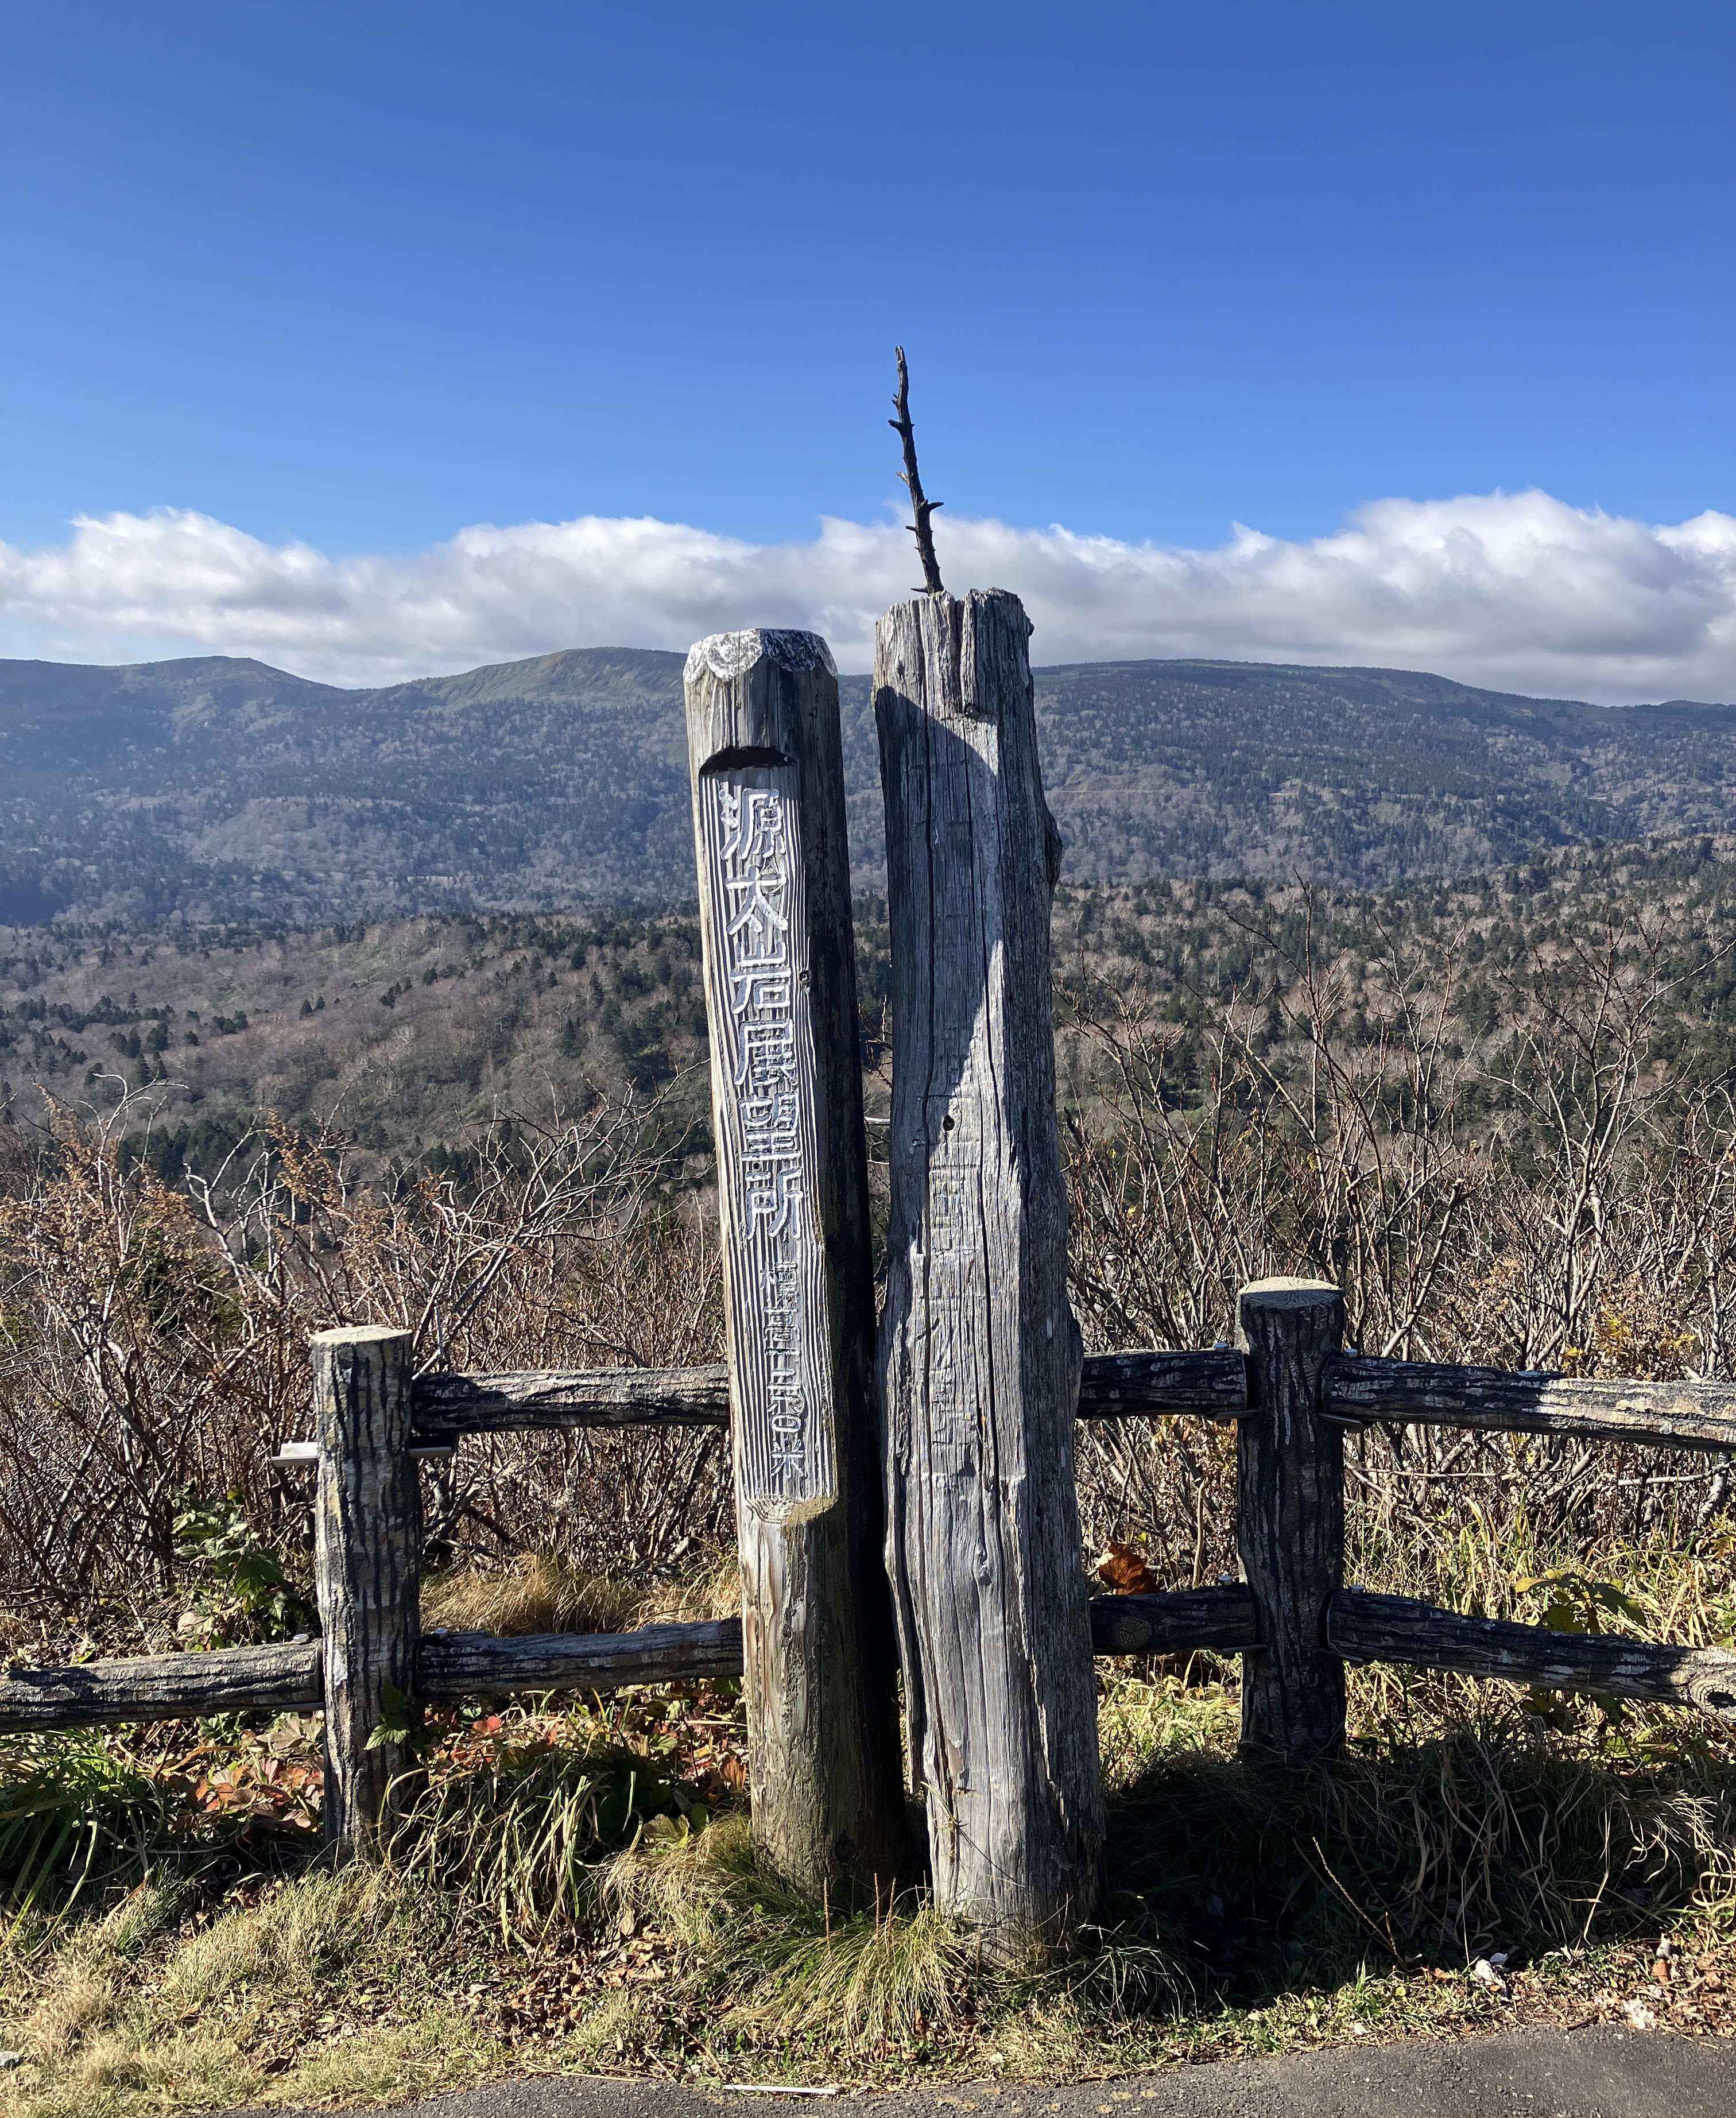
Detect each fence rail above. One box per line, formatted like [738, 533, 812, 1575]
[8, 1330, 1733, 1745]
[13, 1560, 1736, 1740]
[410, 1346, 1250, 1439]
[1324, 1355, 1736, 1451]
[408, 1351, 1736, 1451]
[1088, 1582, 1736, 1722]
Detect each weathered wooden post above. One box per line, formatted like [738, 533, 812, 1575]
[311, 1325, 421, 1848]
[684, 627, 907, 1904]
[875, 587, 1105, 1950]
[1235, 1278, 1347, 1758]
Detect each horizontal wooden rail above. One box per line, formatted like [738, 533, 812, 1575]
[1090, 1585, 1736, 1724]
[0, 1640, 323, 1734]
[0, 1621, 743, 1735]
[1075, 1348, 1247, 1420]
[419, 1618, 742, 1696]
[354, 1349, 1736, 1455]
[7, 1592, 1735, 1733]
[1324, 1356, 1736, 1453]
[414, 1364, 732, 1435]
[410, 1347, 1248, 1441]
[1328, 1589, 1736, 1722]
[1088, 1583, 1256, 1655]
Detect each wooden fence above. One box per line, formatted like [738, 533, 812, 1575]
[6, 609, 1736, 1943]
[6, 1322, 1734, 1768]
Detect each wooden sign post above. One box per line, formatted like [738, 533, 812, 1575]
[684, 627, 906, 1904]
[874, 588, 1105, 1949]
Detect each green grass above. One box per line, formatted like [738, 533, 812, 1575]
[5, 1555, 1736, 2115]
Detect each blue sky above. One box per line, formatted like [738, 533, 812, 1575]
[2, 1, 1733, 695]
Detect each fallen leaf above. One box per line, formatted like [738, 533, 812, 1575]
[1095, 1542, 1157, 1595]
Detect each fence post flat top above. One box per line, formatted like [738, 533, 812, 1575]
[684, 626, 906, 1907]
[874, 587, 1105, 1952]
[1240, 1277, 1342, 1307]
[1236, 1278, 1347, 1761]
[310, 1323, 412, 1354]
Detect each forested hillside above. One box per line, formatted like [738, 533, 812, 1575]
[4, 648, 1736, 925]
[5, 833, 1735, 1191]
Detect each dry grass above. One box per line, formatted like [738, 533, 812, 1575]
[422, 1553, 741, 1641]
[4, 1631, 1736, 2118]
[0, 1866, 504, 2118]
[423, 1556, 646, 1640]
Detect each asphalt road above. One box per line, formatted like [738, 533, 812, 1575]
[254, 2025, 1736, 2118]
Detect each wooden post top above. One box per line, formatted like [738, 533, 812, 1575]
[1239, 1279, 1341, 1310]
[684, 629, 837, 775]
[309, 1324, 412, 1350]
[874, 588, 1033, 725]
[685, 628, 835, 679]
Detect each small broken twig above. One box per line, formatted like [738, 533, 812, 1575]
[889, 344, 946, 595]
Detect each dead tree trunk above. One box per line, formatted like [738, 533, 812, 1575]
[311, 1325, 421, 1848]
[874, 588, 1105, 1949]
[684, 626, 907, 1905]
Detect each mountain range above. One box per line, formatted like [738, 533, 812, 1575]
[3, 647, 1734, 927]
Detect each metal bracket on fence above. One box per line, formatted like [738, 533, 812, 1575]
[269, 1439, 454, 1468]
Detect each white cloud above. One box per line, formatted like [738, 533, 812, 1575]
[2, 489, 1733, 703]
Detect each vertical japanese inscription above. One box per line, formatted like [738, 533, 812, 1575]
[697, 766, 836, 1520]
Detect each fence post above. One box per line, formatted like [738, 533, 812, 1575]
[874, 588, 1105, 1951]
[1235, 1279, 1346, 1759]
[683, 627, 906, 1905]
[311, 1325, 421, 1848]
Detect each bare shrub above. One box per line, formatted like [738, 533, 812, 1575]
[1063, 905, 1736, 1594]
[0, 1086, 724, 1623]
[6, 891, 1736, 1642]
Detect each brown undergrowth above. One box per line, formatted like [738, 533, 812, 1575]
[7, 895, 1736, 2105]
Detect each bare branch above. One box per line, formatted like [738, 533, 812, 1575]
[889, 344, 946, 595]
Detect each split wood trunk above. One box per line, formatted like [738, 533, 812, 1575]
[312, 1325, 422, 1848]
[1237, 1280, 1346, 1759]
[684, 627, 906, 1904]
[874, 588, 1105, 1947]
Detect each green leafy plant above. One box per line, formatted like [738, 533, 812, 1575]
[0, 1729, 172, 1916]
[1514, 1567, 1648, 1636]
[367, 1681, 417, 1751]
[172, 1491, 308, 1648]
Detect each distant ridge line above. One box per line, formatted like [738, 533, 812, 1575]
[3, 648, 1736, 927]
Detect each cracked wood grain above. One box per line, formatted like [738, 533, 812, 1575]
[0, 1642, 322, 1733]
[312, 1326, 421, 1849]
[1324, 1357, 1736, 1451]
[683, 627, 905, 1906]
[1328, 1590, 1736, 1722]
[875, 587, 1104, 1950]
